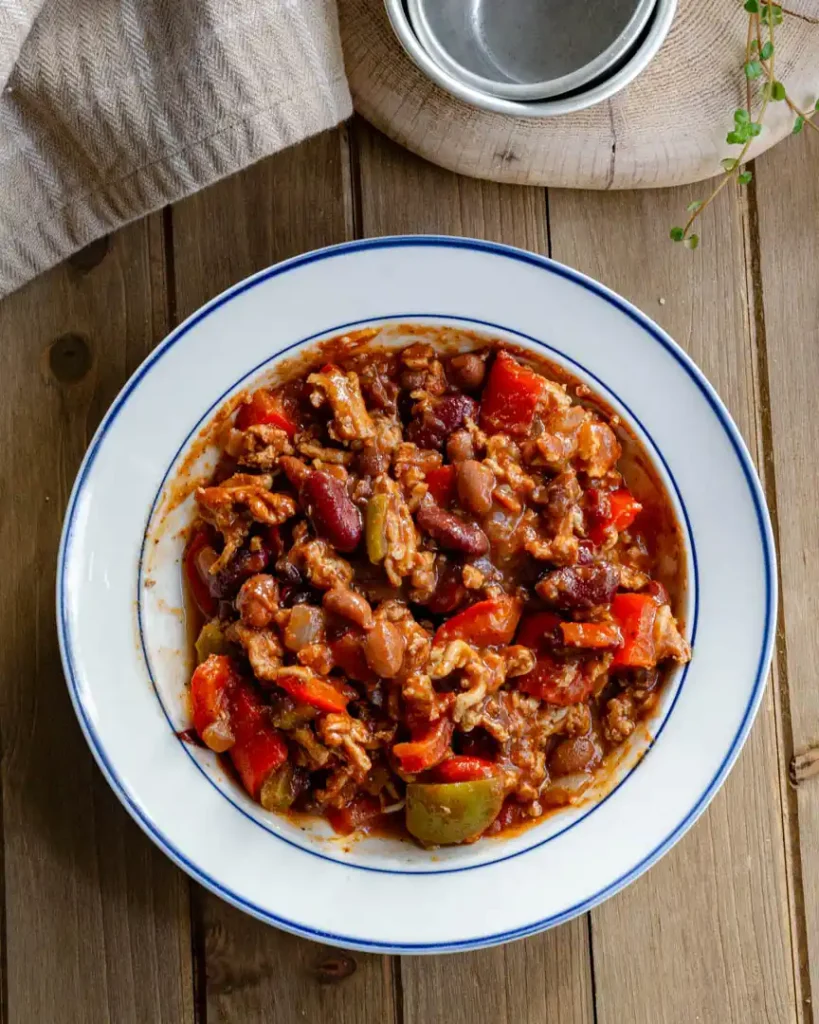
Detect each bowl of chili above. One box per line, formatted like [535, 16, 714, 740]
[58, 236, 775, 953]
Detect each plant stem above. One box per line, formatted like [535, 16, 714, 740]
[784, 95, 819, 134]
[682, 6, 776, 240]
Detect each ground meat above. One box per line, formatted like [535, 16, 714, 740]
[603, 694, 637, 744]
[185, 339, 690, 847]
[308, 364, 375, 442]
[196, 474, 297, 573]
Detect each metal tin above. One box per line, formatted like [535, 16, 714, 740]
[385, 0, 677, 118]
[407, 0, 656, 101]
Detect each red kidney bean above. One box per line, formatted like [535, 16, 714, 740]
[416, 500, 489, 555]
[424, 560, 468, 615]
[207, 543, 270, 599]
[301, 471, 362, 553]
[407, 394, 479, 451]
[536, 562, 619, 610]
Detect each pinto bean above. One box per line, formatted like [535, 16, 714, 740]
[301, 471, 362, 553]
[549, 735, 599, 776]
[457, 460, 495, 516]
[364, 620, 405, 678]
[447, 429, 474, 464]
[536, 562, 619, 610]
[323, 586, 374, 629]
[448, 352, 486, 391]
[416, 500, 489, 556]
[236, 574, 280, 628]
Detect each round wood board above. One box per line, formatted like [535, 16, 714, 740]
[338, 0, 819, 188]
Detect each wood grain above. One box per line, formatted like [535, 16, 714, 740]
[339, 0, 819, 189]
[354, 119, 594, 1024]
[170, 127, 396, 1024]
[0, 217, 194, 1023]
[754, 125, 819, 1020]
[546, 182, 799, 1022]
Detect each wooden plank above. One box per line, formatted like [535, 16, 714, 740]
[547, 183, 798, 1022]
[0, 217, 194, 1022]
[754, 126, 819, 1019]
[170, 126, 397, 1024]
[355, 118, 594, 1024]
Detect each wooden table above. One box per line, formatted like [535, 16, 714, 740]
[1, 117, 816, 1024]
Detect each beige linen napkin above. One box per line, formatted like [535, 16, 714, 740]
[0, 0, 352, 297]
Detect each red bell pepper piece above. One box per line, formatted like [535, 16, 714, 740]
[560, 621, 623, 649]
[515, 611, 562, 653]
[611, 593, 657, 668]
[493, 798, 523, 833]
[589, 488, 642, 545]
[276, 673, 358, 714]
[228, 681, 288, 799]
[190, 654, 240, 752]
[434, 595, 522, 647]
[480, 351, 547, 436]
[433, 756, 499, 783]
[425, 465, 456, 505]
[235, 388, 298, 437]
[184, 525, 218, 618]
[517, 654, 593, 706]
[393, 716, 454, 774]
[326, 795, 384, 836]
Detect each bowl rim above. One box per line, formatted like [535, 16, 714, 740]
[57, 235, 776, 952]
[406, 0, 657, 101]
[385, 0, 678, 117]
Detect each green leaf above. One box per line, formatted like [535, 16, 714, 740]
[726, 130, 745, 145]
[771, 81, 786, 101]
[738, 171, 753, 185]
[748, 122, 763, 137]
[761, 3, 783, 25]
[670, 227, 685, 242]
[793, 116, 805, 134]
[750, 38, 759, 53]
[760, 41, 773, 60]
[744, 60, 763, 79]
[686, 200, 703, 213]
[734, 108, 750, 125]
[744, 0, 759, 11]
[684, 234, 700, 251]
[721, 158, 738, 171]
[815, 98, 819, 111]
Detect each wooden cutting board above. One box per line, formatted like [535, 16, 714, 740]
[338, 0, 819, 188]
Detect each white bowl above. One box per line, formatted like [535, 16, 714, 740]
[386, 0, 678, 117]
[58, 237, 775, 953]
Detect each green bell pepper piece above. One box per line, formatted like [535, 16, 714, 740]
[366, 494, 389, 563]
[405, 778, 504, 845]
[195, 620, 231, 663]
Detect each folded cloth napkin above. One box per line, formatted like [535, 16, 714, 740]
[0, 0, 352, 297]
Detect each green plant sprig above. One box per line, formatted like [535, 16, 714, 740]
[671, 1, 817, 249]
